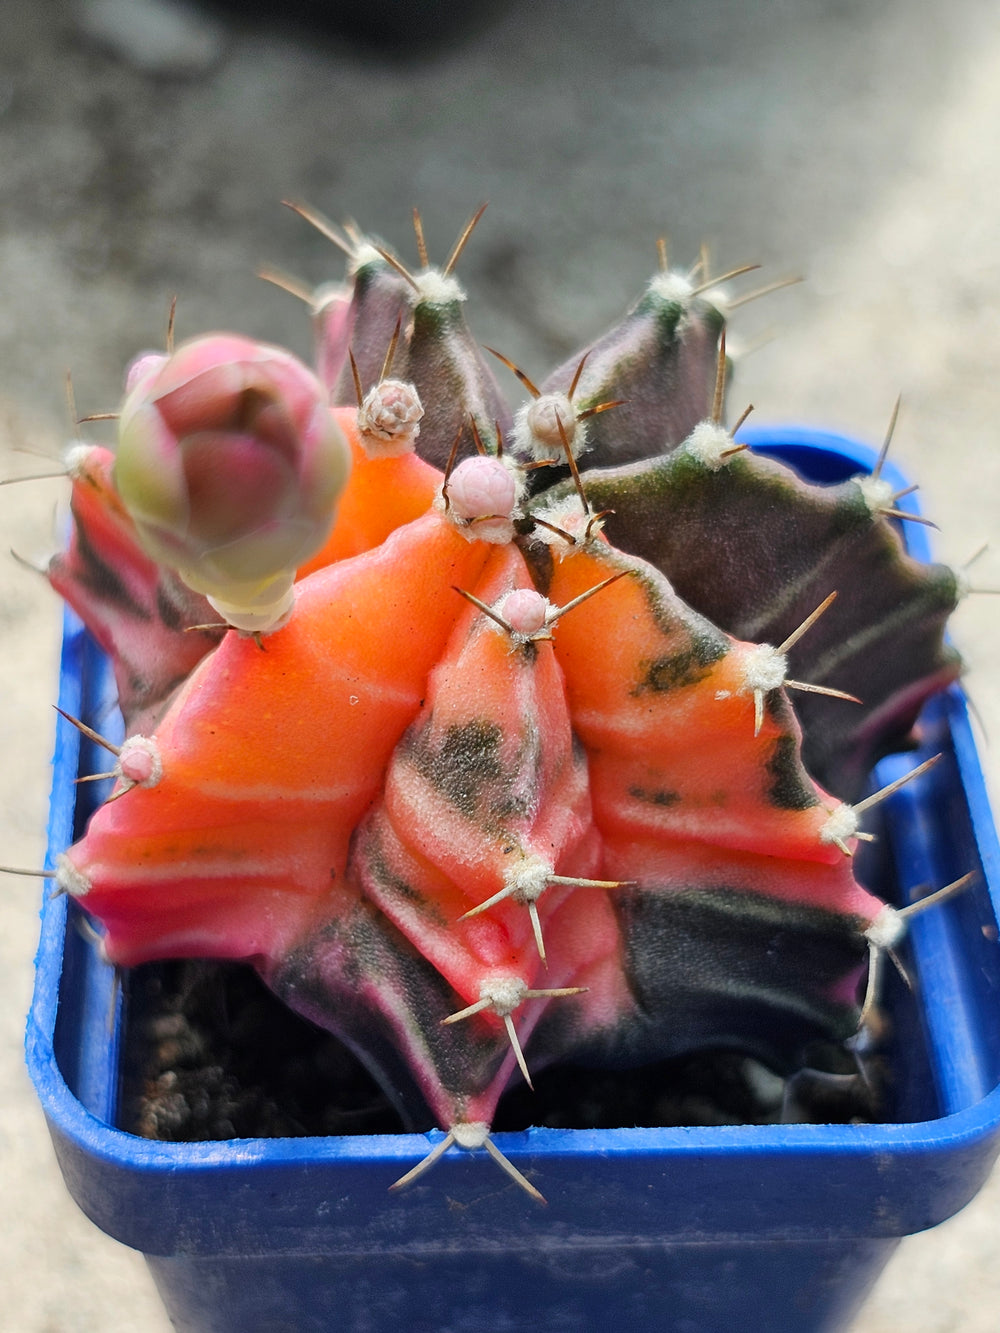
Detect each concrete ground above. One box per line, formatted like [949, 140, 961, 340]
[1, 0, 998, 1327]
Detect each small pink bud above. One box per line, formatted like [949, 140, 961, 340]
[445, 456, 520, 545]
[118, 735, 162, 788]
[447, 456, 518, 521]
[502, 588, 550, 636]
[357, 379, 424, 457]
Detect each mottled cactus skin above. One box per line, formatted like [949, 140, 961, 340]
[556, 442, 961, 800]
[46, 213, 963, 1192]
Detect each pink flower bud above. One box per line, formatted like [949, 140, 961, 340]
[447, 456, 518, 521]
[357, 379, 424, 457]
[124, 351, 168, 397]
[445, 456, 521, 545]
[501, 588, 550, 636]
[115, 333, 351, 630]
[118, 736, 162, 788]
[512, 393, 582, 462]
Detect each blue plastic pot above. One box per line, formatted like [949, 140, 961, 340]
[26, 429, 1000, 1333]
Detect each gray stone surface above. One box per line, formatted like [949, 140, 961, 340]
[0, 1, 997, 1327]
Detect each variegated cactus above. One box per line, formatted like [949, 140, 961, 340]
[38, 206, 969, 1199]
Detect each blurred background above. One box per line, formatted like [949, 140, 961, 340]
[1, 1, 998, 1327]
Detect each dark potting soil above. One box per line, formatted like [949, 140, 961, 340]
[120, 959, 887, 1142]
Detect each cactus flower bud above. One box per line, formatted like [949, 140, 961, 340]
[357, 379, 424, 457]
[115, 333, 351, 632]
[124, 351, 168, 397]
[444, 455, 522, 544]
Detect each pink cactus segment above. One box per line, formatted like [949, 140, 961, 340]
[114, 333, 351, 628]
[296, 407, 443, 575]
[604, 835, 878, 923]
[352, 541, 599, 1006]
[444, 455, 521, 543]
[61, 509, 493, 967]
[545, 540, 885, 921]
[46, 444, 223, 735]
[311, 281, 354, 391]
[262, 895, 530, 1134]
[524, 880, 634, 1045]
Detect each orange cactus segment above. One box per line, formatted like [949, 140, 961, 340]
[546, 541, 882, 914]
[297, 406, 443, 575]
[149, 510, 490, 803]
[353, 541, 599, 1005]
[65, 510, 492, 965]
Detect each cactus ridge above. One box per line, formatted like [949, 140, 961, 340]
[559, 440, 961, 798]
[40, 209, 973, 1197]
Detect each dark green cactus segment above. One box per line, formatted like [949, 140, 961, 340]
[327, 251, 414, 402]
[616, 885, 864, 1061]
[787, 560, 960, 798]
[403, 290, 514, 470]
[266, 899, 506, 1129]
[553, 446, 961, 799]
[325, 249, 514, 468]
[532, 888, 866, 1076]
[566, 447, 872, 631]
[535, 280, 724, 475]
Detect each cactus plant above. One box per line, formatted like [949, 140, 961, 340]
[37, 207, 969, 1199]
